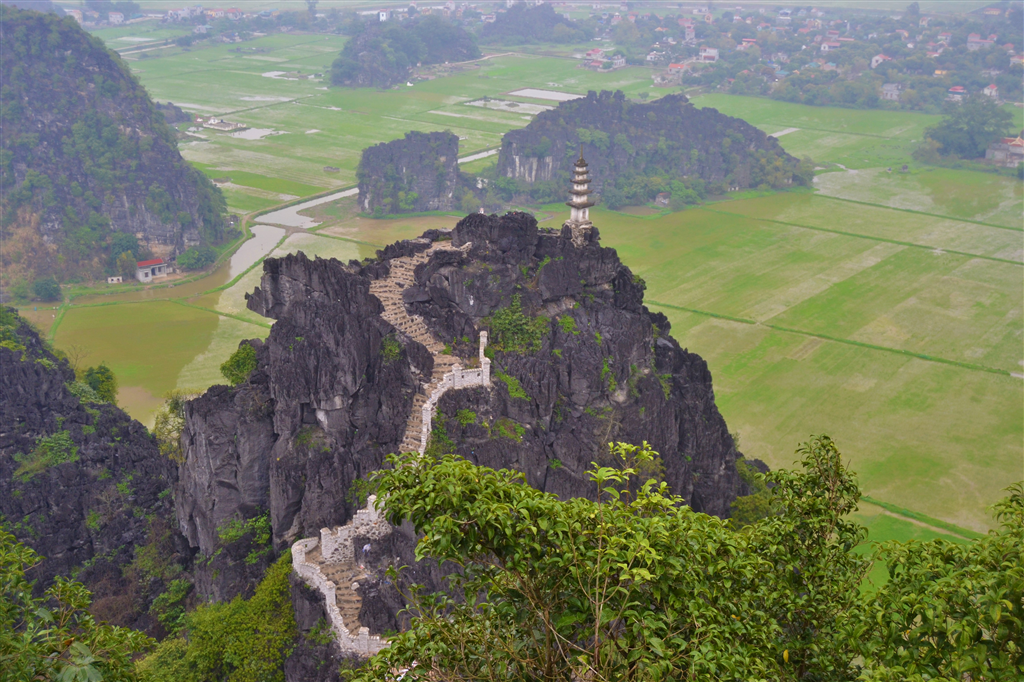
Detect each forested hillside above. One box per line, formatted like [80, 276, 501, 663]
[0, 8, 227, 296]
[480, 3, 590, 44]
[495, 91, 808, 208]
[331, 15, 480, 89]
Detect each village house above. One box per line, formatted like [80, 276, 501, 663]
[106, 276, 123, 285]
[946, 85, 966, 102]
[66, 8, 82, 22]
[699, 46, 719, 63]
[983, 84, 999, 98]
[108, 11, 124, 24]
[203, 117, 246, 131]
[821, 41, 841, 52]
[881, 83, 901, 101]
[985, 133, 1024, 167]
[871, 53, 892, 69]
[135, 258, 168, 283]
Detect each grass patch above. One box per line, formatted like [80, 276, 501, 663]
[14, 431, 78, 480]
[494, 370, 529, 400]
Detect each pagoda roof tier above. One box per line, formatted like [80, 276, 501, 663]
[567, 199, 595, 209]
[569, 188, 593, 196]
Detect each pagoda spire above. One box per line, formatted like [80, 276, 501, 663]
[565, 146, 594, 227]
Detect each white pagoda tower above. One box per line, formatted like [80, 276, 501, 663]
[565, 146, 595, 229]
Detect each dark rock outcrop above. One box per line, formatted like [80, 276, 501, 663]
[176, 212, 754, 602]
[496, 90, 803, 193]
[357, 131, 461, 214]
[0, 308, 187, 634]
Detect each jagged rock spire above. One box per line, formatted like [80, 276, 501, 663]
[566, 144, 595, 227]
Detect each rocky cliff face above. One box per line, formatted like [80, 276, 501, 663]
[0, 9, 227, 289]
[357, 131, 461, 214]
[496, 90, 802, 193]
[176, 212, 752, 574]
[0, 308, 188, 634]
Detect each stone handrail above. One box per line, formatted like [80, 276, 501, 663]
[291, 534, 388, 655]
[418, 331, 490, 454]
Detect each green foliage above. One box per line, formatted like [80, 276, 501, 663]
[730, 458, 771, 529]
[454, 409, 477, 427]
[924, 96, 1014, 160]
[658, 373, 672, 399]
[379, 335, 402, 365]
[494, 370, 529, 400]
[67, 380, 103, 403]
[149, 579, 193, 636]
[481, 3, 587, 44]
[557, 314, 578, 335]
[494, 418, 525, 443]
[83, 363, 118, 403]
[0, 529, 154, 682]
[346, 476, 380, 508]
[137, 554, 297, 682]
[32, 277, 62, 302]
[485, 295, 548, 354]
[220, 343, 257, 386]
[85, 510, 102, 533]
[14, 430, 78, 480]
[601, 357, 617, 393]
[424, 418, 456, 458]
[855, 483, 1023, 679]
[357, 437, 886, 681]
[176, 246, 216, 271]
[152, 388, 204, 463]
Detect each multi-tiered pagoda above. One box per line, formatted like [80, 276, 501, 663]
[565, 147, 595, 230]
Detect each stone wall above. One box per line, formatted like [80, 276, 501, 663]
[320, 495, 393, 563]
[291, 533, 388, 656]
[418, 332, 491, 453]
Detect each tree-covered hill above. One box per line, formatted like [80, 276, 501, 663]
[480, 3, 590, 44]
[495, 91, 808, 208]
[331, 15, 480, 89]
[0, 7, 227, 295]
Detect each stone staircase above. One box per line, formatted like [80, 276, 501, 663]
[368, 243, 462, 455]
[292, 238, 491, 656]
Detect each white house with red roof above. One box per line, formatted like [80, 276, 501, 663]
[136, 258, 168, 283]
[946, 85, 966, 102]
[871, 53, 892, 69]
[983, 84, 999, 98]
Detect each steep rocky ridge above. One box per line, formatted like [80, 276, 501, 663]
[0, 8, 227, 289]
[176, 210, 757, 635]
[0, 308, 188, 633]
[357, 131, 461, 214]
[496, 90, 803, 193]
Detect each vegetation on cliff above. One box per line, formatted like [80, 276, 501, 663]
[0, 7, 228, 294]
[331, 15, 479, 89]
[356, 131, 462, 214]
[359, 438, 1023, 681]
[480, 3, 590, 44]
[493, 91, 808, 208]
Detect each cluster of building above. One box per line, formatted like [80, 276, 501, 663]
[985, 132, 1024, 168]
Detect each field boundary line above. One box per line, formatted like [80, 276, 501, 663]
[220, 94, 320, 117]
[701, 208, 1023, 267]
[306, 232, 384, 248]
[645, 300, 1013, 377]
[171, 300, 272, 329]
[860, 496, 984, 540]
[814, 195, 1024, 233]
[199, 231, 290, 297]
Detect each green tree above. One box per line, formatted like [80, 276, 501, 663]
[357, 436, 870, 681]
[925, 96, 1013, 159]
[0, 529, 154, 681]
[83, 363, 118, 403]
[176, 246, 216, 271]
[855, 483, 1024, 679]
[152, 388, 205, 463]
[116, 251, 137, 279]
[136, 553, 296, 682]
[32, 277, 62, 302]
[220, 343, 257, 386]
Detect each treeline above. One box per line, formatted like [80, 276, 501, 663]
[331, 14, 480, 88]
[480, 3, 590, 44]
